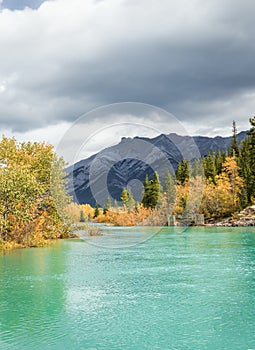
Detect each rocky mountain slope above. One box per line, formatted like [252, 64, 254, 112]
[66, 131, 247, 206]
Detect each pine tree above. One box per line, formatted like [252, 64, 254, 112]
[120, 188, 129, 206]
[126, 191, 136, 212]
[141, 172, 161, 209]
[203, 152, 216, 182]
[103, 196, 112, 214]
[215, 150, 225, 175]
[93, 203, 99, 218]
[149, 172, 161, 208]
[229, 120, 239, 157]
[246, 116, 255, 202]
[141, 174, 151, 208]
[176, 159, 189, 184]
[238, 138, 251, 204]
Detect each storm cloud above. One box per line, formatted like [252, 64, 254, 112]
[0, 0, 255, 136]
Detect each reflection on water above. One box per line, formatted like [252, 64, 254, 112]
[1, 227, 255, 349]
[0, 242, 69, 349]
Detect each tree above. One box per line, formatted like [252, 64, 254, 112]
[65, 203, 93, 222]
[201, 176, 231, 218]
[93, 203, 99, 218]
[126, 191, 136, 212]
[176, 159, 189, 184]
[237, 117, 255, 204]
[142, 172, 161, 209]
[103, 196, 112, 214]
[229, 120, 239, 157]
[141, 174, 151, 208]
[120, 188, 129, 207]
[215, 150, 225, 175]
[246, 116, 255, 202]
[238, 138, 251, 205]
[146, 172, 161, 208]
[203, 152, 216, 182]
[221, 157, 243, 209]
[0, 136, 71, 246]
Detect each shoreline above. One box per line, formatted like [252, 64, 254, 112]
[2, 213, 255, 251]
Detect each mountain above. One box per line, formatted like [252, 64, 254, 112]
[66, 131, 247, 206]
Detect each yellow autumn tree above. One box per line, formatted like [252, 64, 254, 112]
[200, 157, 243, 218]
[222, 156, 243, 209]
[0, 136, 71, 248]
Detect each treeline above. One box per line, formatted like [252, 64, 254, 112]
[77, 116, 255, 226]
[0, 136, 71, 249]
[4, 116, 253, 242]
[173, 118, 255, 209]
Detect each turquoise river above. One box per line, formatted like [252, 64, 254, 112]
[1, 227, 255, 350]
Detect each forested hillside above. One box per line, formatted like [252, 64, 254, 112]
[76, 117, 255, 226]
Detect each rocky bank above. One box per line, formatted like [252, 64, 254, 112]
[215, 206, 255, 227]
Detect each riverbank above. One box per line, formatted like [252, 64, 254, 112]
[2, 206, 255, 251]
[0, 223, 106, 250]
[0, 232, 81, 251]
[213, 206, 255, 227]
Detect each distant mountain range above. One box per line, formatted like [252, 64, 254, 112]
[66, 131, 247, 206]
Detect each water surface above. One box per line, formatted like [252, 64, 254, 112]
[1, 227, 255, 349]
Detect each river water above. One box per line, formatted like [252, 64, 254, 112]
[1, 227, 255, 350]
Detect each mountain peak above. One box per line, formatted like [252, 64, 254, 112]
[67, 131, 247, 205]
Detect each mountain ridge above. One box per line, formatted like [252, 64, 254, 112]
[66, 130, 247, 206]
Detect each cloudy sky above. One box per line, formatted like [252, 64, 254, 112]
[0, 0, 255, 160]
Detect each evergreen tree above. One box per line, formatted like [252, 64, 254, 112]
[126, 191, 136, 212]
[93, 203, 99, 218]
[238, 138, 250, 204]
[149, 172, 161, 208]
[176, 159, 189, 184]
[141, 172, 161, 208]
[203, 152, 216, 182]
[103, 196, 112, 214]
[120, 188, 129, 206]
[246, 116, 255, 202]
[215, 150, 225, 175]
[141, 174, 151, 208]
[229, 120, 239, 157]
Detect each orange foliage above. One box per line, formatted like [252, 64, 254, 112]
[65, 203, 94, 222]
[94, 204, 151, 226]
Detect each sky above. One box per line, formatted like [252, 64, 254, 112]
[0, 0, 255, 161]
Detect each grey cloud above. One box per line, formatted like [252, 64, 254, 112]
[0, 0, 255, 134]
